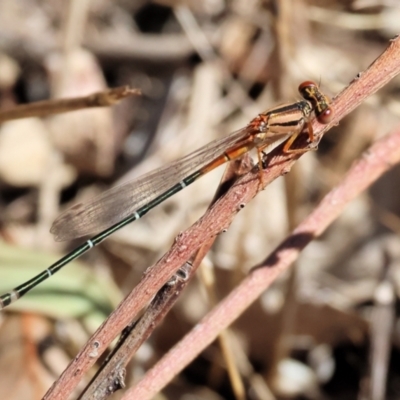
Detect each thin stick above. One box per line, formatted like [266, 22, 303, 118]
[43, 35, 400, 400]
[78, 261, 197, 400]
[0, 86, 141, 123]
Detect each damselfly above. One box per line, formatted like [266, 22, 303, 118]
[0, 81, 333, 309]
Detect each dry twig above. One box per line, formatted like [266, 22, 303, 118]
[0, 86, 141, 123]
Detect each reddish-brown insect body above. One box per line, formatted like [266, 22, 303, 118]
[298, 81, 333, 124]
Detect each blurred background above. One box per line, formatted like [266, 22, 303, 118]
[0, 0, 400, 399]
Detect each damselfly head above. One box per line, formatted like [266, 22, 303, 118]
[298, 81, 333, 125]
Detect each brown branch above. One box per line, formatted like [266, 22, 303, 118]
[43, 36, 400, 400]
[77, 157, 251, 400]
[78, 261, 197, 400]
[0, 86, 141, 123]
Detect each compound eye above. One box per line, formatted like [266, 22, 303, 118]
[316, 107, 333, 124]
[298, 80, 318, 92]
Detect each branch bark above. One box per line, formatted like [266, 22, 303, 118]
[0, 86, 140, 123]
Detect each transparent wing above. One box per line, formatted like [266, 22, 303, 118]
[51, 126, 268, 241]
